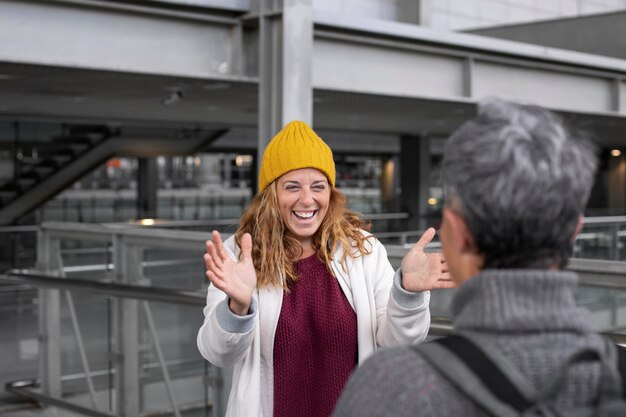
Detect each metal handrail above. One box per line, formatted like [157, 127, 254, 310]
[6, 219, 626, 417]
[1, 272, 206, 306]
[5, 379, 117, 417]
[3, 268, 626, 417]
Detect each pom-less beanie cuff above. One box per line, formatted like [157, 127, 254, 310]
[258, 120, 336, 191]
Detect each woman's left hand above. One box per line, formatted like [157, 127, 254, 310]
[400, 227, 455, 292]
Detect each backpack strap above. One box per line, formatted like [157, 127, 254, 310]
[414, 336, 614, 417]
[617, 345, 626, 398]
[413, 335, 528, 417]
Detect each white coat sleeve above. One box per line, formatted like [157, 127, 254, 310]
[369, 239, 431, 347]
[196, 285, 257, 368]
[196, 237, 257, 368]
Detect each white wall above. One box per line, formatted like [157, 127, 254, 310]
[313, 0, 626, 30]
[428, 0, 626, 30]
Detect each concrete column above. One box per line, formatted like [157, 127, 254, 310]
[380, 156, 398, 212]
[113, 235, 141, 417]
[398, 0, 422, 25]
[137, 158, 158, 219]
[198, 154, 222, 187]
[400, 135, 430, 231]
[415, 0, 432, 26]
[38, 231, 61, 398]
[608, 153, 626, 210]
[257, 0, 313, 179]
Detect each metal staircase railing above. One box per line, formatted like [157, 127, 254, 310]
[0, 129, 228, 226]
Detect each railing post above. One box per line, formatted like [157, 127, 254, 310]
[37, 228, 62, 399]
[612, 223, 620, 260]
[113, 234, 141, 417]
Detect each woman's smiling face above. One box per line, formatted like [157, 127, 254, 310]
[275, 168, 331, 248]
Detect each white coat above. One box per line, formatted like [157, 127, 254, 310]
[197, 233, 431, 417]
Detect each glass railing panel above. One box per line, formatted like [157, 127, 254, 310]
[141, 248, 207, 292]
[0, 281, 39, 401]
[57, 292, 114, 413]
[577, 286, 626, 334]
[426, 285, 626, 338]
[59, 240, 112, 280]
[139, 300, 210, 416]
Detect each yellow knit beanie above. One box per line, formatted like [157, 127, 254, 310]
[258, 120, 335, 191]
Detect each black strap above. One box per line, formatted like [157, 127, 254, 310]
[433, 336, 532, 412]
[618, 345, 626, 398]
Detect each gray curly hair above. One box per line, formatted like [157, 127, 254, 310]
[442, 98, 598, 269]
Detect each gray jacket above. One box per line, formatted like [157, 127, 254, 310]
[333, 269, 607, 417]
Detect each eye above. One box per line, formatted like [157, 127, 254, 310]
[285, 185, 299, 191]
[312, 184, 326, 191]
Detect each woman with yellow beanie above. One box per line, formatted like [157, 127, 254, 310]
[197, 121, 453, 417]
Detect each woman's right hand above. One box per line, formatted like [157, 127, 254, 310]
[204, 230, 258, 316]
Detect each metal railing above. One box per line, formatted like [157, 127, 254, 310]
[2, 271, 212, 417]
[3, 219, 626, 417]
[7, 221, 223, 417]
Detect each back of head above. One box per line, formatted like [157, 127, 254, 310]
[442, 98, 598, 269]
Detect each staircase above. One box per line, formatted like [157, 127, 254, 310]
[0, 126, 228, 226]
[0, 126, 112, 224]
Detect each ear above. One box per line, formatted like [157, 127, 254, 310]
[572, 215, 584, 242]
[442, 207, 476, 254]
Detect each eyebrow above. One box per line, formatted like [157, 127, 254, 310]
[283, 180, 327, 186]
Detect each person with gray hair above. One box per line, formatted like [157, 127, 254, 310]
[332, 99, 625, 417]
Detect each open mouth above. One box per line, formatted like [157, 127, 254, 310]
[293, 210, 317, 220]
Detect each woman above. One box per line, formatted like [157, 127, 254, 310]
[197, 120, 452, 417]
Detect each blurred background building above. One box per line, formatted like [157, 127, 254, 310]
[1, 1, 626, 416]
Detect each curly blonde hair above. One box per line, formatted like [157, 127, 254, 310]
[234, 183, 372, 288]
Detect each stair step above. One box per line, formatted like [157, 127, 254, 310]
[16, 178, 36, 189]
[52, 135, 98, 147]
[20, 170, 41, 180]
[32, 164, 56, 175]
[50, 153, 74, 165]
[67, 142, 91, 153]
[68, 125, 112, 137]
[0, 182, 21, 193]
[0, 189, 18, 198]
[38, 159, 60, 169]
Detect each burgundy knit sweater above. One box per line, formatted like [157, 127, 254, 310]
[273, 254, 358, 417]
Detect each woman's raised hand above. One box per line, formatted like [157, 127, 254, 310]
[400, 227, 455, 292]
[204, 231, 258, 316]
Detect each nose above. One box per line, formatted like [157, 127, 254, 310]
[299, 188, 315, 205]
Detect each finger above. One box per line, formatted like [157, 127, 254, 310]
[240, 233, 253, 262]
[433, 280, 457, 289]
[413, 227, 436, 253]
[206, 240, 224, 270]
[206, 270, 226, 291]
[203, 253, 213, 271]
[212, 230, 228, 262]
[204, 253, 224, 277]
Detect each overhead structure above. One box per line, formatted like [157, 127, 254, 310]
[1, 0, 626, 224]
